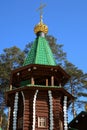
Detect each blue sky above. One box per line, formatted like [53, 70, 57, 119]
[0, 0, 87, 73]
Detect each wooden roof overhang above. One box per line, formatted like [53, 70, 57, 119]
[69, 111, 87, 129]
[6, 86, 74, 106]
[10, 64, 70, 87]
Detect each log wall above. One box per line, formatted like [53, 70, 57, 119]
[9, 94, 15, 130]
[53, 91, 64, 130]
[23, 90, 35, 130]
[8, 89, 64, 130]
[36, 90, 49, 130]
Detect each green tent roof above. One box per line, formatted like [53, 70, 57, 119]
[23, 36, 56, 66]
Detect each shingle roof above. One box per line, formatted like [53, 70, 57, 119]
[23, 36, 56, 66]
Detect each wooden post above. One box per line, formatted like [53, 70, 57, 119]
[10, 84, 12, 90]
[0, 115, 2, 129]
[31, 77, 35, 85]
[46, 79, 48, 86]
[59, 83, 61, 87]
[51, 76, 54, 86]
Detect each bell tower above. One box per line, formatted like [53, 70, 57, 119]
[6, 3, 73, 130]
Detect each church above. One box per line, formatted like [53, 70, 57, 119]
[5, 4, 74, 130]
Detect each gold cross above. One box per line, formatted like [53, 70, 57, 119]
[37, 2, 46, 22]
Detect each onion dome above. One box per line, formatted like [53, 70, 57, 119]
[34, 3, 48, 35]
[34, 20, 48, 34]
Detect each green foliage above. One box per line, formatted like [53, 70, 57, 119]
[0, 46, 25, 89]
[46, 35, 67, 65]
[0, 109, 8, 130]
[0, 46, 25, 110]
[64, 61, 87, 116]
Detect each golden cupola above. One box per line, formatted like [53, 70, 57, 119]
[34, 4, 48, 35]
[34, 19, 48, 34]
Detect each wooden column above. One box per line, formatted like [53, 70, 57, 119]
[0, 115, 2, 129]
[23, 98, 29, 130]
[46, 79, 48, 86]
[51, 76, 54, 86]
[31, 77, 35, 85]
[59, 83, 61, 87]
[10, 84, 12, 90]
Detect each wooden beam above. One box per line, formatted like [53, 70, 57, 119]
[31, 77, 35, 85]
[51, 76, 54, 86]
[46, 79, 48, 86]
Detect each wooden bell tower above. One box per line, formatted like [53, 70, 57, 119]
[5, 4, 73, 130]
